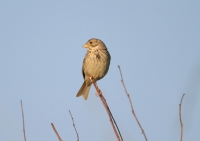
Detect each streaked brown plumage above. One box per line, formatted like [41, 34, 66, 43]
[76, 38, 111, 100]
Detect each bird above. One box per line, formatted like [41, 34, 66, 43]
[76, 38, 111, 100]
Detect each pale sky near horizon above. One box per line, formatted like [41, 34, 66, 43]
[0, 1, 200, 141]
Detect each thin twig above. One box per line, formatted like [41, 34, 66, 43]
[179, 94, 185, 141]
[118, 65, 148, 141]
[90, 76, 123, 141]
[51, 123, 63, 141]
[69, 110, 79, 141]
[20, 100, 27, 141]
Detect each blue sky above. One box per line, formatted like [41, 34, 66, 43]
[0, 1, 200, 141]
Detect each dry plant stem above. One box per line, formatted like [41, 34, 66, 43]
[51, 123, 63, 141]
[89, 76, 123, 141]
[69, 110, 79, 141]
[179, 94, 185, 141]
[20, 100, 27, 141]
[118, 65, 148, 141]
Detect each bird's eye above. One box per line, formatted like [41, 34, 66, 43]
[90, 41, 92, 44]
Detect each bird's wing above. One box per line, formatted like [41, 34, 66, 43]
[82, 52, 88, 79]
[82, 66, 85, 79]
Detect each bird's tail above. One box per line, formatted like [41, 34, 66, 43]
[76, 81, 91, 100]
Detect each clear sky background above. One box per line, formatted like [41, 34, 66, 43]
[0, 1, 200, 141]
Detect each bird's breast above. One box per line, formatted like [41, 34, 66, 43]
[83, 50, 110, 81]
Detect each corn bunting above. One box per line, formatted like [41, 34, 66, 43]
[76, 38, 111, 100]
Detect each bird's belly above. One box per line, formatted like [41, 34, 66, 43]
[84, 59, 109, 80]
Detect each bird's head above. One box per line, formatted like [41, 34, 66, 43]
[83, 38, 107, 51]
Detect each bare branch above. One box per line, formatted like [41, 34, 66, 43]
[90, 76, 123, 141]
[179, 94, 185, 141]
[51, 123, 63, 141]
[69, 110, 79, 141]
[118, 65, 148, 141]
[20, 100, 27, 141]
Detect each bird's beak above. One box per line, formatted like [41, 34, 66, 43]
[83, 43, 89, 48]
